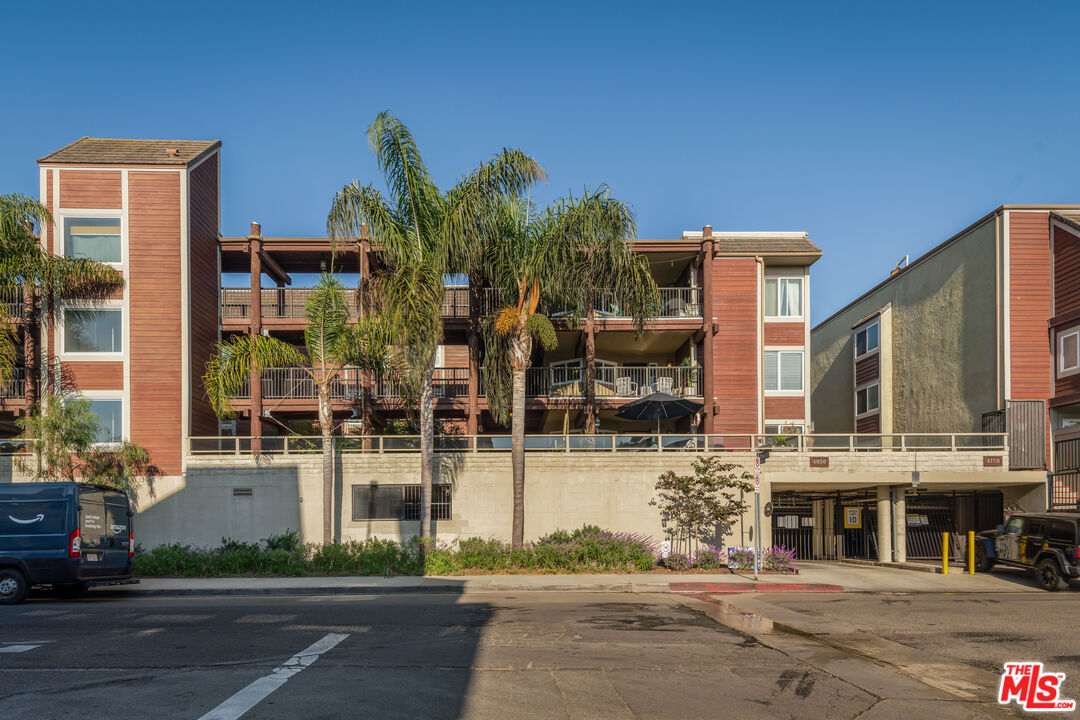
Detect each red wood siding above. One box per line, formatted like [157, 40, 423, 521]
[712, 258, 758, 432]
[763, 396, 804, 420]
[442, 344, 468, 367]
[763, 322, 804, 345]
[1009, 211, 1053, 400]
[855, 353, 879, 386]
[62, 362, 123, 391]
[856, 413, 880, 433]
[189, 154, 220, 436]
[1054, 224, 1080, 316]
[129, 171, 183, 475]
[59, 170, 122, 209]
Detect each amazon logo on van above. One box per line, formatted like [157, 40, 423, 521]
[8, 514, 44, 525]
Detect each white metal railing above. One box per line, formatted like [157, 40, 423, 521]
[0, 285, 23, 318]
[186, 432, 1008, 456]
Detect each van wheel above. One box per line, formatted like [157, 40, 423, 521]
[53, 582, 87, 599]
[974, 543, 994, 572]
[1036, 558, 1069, 591]
[0, 568, 28, 605]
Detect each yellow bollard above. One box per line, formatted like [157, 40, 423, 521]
[942, 531, 949, 575]
[968, 530, 975, 575]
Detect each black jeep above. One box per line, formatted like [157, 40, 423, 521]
[974, 512, 1080, 591]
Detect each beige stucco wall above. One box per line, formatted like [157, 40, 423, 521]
[811, 218, 1000, 433]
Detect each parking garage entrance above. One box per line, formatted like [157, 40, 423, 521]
[770, 489, 1004, 562]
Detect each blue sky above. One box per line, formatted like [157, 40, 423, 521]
[3, 1, 1077, 323]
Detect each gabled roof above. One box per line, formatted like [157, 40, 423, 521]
[39, 137, 221, 166]
[681, 230, 822, 258]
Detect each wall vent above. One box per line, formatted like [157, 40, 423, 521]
[233, 487, 253, 497]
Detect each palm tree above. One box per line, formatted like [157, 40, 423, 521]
[0, 194, 124, 396]
[483, 189, 658, 545]
[327, 112, 545, 539]
[203, 272, 390, 545]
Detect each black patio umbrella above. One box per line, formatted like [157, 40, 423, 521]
[615, 392, 704, 435]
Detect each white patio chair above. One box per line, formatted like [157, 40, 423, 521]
[615, 376, 637, 397]
[655, 376, 674, 394]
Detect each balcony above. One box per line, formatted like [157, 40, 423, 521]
[375, 368, 470, 399]
[525, 365, 702, 398]
[223, 286, 702, 322]
[0, 368, 25, 399]
[221, 288, 361, 321]
[0, 286, 23, 318]
[231, 367, 470, 401]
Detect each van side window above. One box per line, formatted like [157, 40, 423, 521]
[1050, 521, 1077, 543]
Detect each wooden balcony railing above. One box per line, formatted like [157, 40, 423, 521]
[525, 365, 702, 398]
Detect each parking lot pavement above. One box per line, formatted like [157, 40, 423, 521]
[0, 590, 1014, 720]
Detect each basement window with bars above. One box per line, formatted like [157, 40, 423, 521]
[764, 350, 803, 392]
[352, 484, 452, 521]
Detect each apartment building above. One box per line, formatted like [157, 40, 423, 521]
[811, 205, 1080, 512]
[0, 138, 821, 462]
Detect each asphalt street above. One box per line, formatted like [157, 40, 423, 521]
[0, 583, 1057, 719]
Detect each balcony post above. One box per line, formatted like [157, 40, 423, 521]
[22, 284, 36, 406]
[249, 222, 264, 450]
[466, 271, 482, 434]
[701, 229, 714, 434]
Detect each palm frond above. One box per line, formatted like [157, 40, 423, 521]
[203, 334, 307, 419]
[304, 273, 351, 369]
[525, 312, 557, 351]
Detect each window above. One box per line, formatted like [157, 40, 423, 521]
[352, 484, 452, 521]
[1006, 516, 1025, 535]
[1049, 521, 1076, 544]
[1060, 330, 1080, 374]
[855, 322, 880, 357]
[63, 308, 122, 354]
[765, 424, 805, 434]
[764, 277, 803, 318]
[1026, 518, 1046, 538]
[856, 383, 880, 416]
[64, 217, 121, 264]
[764, 350, 803, 392]
[69, 397, 123, 444]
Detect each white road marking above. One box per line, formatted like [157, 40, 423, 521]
[0, 645, 40, 653]
[196, 633, 348, 720]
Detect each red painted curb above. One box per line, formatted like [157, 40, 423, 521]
[669, 582, 844, 593]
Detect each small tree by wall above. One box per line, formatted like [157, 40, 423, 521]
[651, 457, 754, 556]
[16, 394, 158, 502]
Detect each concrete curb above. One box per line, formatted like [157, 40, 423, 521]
[841, 558, 949, 574]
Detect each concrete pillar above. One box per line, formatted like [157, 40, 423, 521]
[811, 499, 824, 559]
[892, 489, 907, 562]
[876, 485, 892, 563]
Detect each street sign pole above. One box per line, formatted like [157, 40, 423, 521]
[754, 455, 761, 581]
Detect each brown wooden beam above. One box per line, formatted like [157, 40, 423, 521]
[258, 250, 292, 287]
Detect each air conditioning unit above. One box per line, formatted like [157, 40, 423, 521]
[220, 420, 237, 437]
[343, 419, 364, 434]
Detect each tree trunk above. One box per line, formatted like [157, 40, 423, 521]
[419, 354, 435, 539]
[583, 292, 597, 434]
[318, 380, 334, 546]
[510, 329, 531, 547]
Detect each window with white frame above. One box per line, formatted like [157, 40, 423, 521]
[765, 423, 806, 435]
[856, 383, 880, 416]
[764, 277, 803, 318]
[64, 217, 121, 264]
[764, 350, 803, 392]
[1059, 329, 1080, 375]
[855, 321, 879, 358]
[63, 308, 122, 354]
[68, 396, 123, 444]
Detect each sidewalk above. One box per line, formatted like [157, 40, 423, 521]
[88, 561, 1042, 597]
